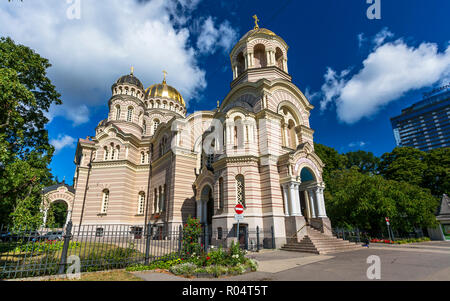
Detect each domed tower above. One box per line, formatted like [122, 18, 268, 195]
[229, 15, 290, 88]
[145, 71, 186, 136]
[106, 68, 148, 137]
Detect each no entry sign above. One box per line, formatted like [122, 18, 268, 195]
[235, 204, 244, 215]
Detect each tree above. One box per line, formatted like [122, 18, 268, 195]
[314, 143, 347, 187]
[378, 147, 427, 187]
[422, 147, 450, 196]
[0, 37, 61, 227]
[344, 150, 380, 175]
[325, 167, 439, 235]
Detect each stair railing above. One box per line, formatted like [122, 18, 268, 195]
[287, 223, 308, 240]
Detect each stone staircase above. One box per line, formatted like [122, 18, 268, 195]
[281, 226, 363, 255]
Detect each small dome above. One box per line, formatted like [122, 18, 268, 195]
[145, 79, 185, 107]
[115, 74, 144, 90]
[239, 27, 277, 42]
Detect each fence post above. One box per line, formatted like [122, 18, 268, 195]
[244, 227, 248, 250]
[256, 226, 260, 252]
[205, 224, 209, 252]
[271, 226, 275, 249]
[178, 225, 183, 256]
[144, 222, 152, 265]
[356, 228, 360, 243]
[58, 220, 73, 275]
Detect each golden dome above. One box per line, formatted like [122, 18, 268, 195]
[145, 79, 185, 107]
[240, 28, 277, 42]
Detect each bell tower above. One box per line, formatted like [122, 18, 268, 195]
[229, 16, 290, 88]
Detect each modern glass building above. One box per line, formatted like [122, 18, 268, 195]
[390, 84, 450, 151]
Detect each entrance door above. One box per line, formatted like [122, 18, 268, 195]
[299, 191, 307, 221]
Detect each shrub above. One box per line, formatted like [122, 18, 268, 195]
[170, 262, 197, 276]
[181, 217, 202, 260]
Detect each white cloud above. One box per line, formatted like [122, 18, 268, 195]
[373, 27, 394, 47]
[318, 30, 450, 124]
[0, 0, 208, 125]
[196, 17, 238, 55]
[357, 33, 366, 48]
[50, 135, 76, 154]
[348, 141, 366, 148]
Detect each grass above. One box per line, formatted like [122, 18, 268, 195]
[45, 270, 144, 281]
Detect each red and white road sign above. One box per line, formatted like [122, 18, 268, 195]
[235, 204, 244, 214]
[385, 217, 390, 223]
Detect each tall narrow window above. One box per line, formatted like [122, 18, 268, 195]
[101, 189, 109, 214]
[219, 177, 224, 209]
[143, 120, 147, 135]
[111, 146, 115, 160]
[137, 192, 145, 215]
[104, 147, 109, 161]
[115, 105, 121, 120]
[127, 107, 134, 122]
[158, 186, 163, 213]
[153, 119, 160, 134]
[236, 175, 245, 207]
[141, 152, 145, 164]
[153, 188, 158, 214]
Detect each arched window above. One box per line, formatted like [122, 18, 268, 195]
[288, 119, 297, 149]
[115, 146, 120, 160]
[115, 105, 121, 120]
[127, 107, 134, 122]
[158, 186, 163, 213]
[104, 147, 109, 161]
[236, 174, 245, 207]
[153, 188, 158, 213]
[153, 119, 160, 134]
[254, 44, 267, 68]
[137, 192, 145, 215]
[219, 177, 224, 209]
[110, 144, 115, 160]
[101, 189, 109, 214]
[143, 120, 147, 135]
[234, 117, 243, 148]
[275, 47, 284, 70]
[237, 52, 245, 76]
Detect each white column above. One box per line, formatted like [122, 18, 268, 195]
[293, 184, 302, 216]
[308, 190, 316, 218]
[196, 200, 203, 222]
[282, 184, 290, 216]
[202, 200, 207, 224]
[65, 210, 72, 226]
[42, 208, 48, 227]
[283, 59, 288, 73]
[244, 54, 248, 69]
[249, 53, 254, 67]
[316, 188, 327, 217]
[289, 183, 302, 216]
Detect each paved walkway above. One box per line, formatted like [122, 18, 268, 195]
[135, 241, 450, 281]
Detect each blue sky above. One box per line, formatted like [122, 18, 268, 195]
[1, 0, 449, 185]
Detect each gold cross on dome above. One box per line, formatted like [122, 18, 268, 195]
[162, 70, 168, 83]
[253, 15, 259, 30]
[131, 66, 134, 75]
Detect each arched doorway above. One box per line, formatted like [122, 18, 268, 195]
[46, 200, 69, 229]
[299, 167, 318, 222]
[198, 185, 214, 247]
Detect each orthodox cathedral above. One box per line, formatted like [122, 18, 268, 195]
[43, 19, 331, 247]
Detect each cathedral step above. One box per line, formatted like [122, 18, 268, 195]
[281, 226, 364, 254]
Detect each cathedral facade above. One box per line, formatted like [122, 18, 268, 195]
[44, 23, 331, 247]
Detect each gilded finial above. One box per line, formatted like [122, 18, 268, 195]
[253, 15, 259, 30]
[217, 100, 220, 108]
[131, 66, 134, 76]
[162, 70, 168, 84]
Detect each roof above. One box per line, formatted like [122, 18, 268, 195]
[115, 74, 144, 90]
[43, 182, 75, 195]
[437, 194, 450, 219]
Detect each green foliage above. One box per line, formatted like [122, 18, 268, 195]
[345, 150, 380, 174]
[378, 147, 427, 187]
[45, 201, 68, 228]
[12, 241, 80, 253]
[0, 37, 61, 226]
[325, 167, 439, 234]
[126, 258, 183, 272]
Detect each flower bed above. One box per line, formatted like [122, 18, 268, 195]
[126, 217, 258, 278]
[370, 237, 430, 244]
